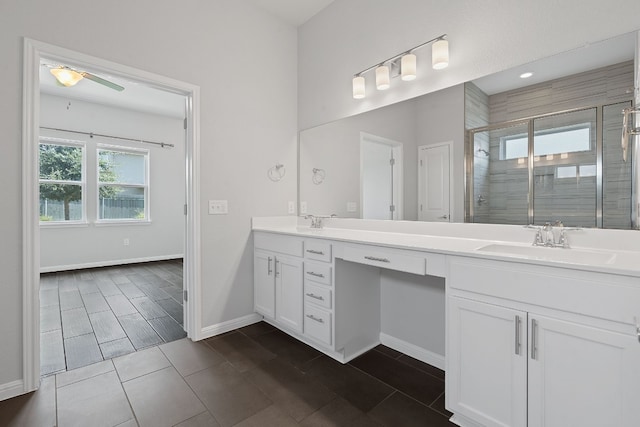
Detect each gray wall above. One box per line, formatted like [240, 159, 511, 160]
[298, 0, 640, 130]
[1, 0, 297, 389]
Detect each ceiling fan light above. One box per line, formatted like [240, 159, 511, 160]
[376, 65, 390, 90]
[50, 67, 84, 87]
[432, 39, 449, 70]
[401, 54, 417, 81]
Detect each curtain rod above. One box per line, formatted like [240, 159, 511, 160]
[40, 126, 174, 149]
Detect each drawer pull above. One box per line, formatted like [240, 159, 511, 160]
[305, 293, 324, 301]
[306, 249, 325, 255]
[364, 256, 391, 263]
[306, 271, 325, 278]
[306, 314, 324, 323]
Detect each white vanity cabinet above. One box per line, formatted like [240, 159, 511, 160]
[302, 239, 334, 347]
[447, 257, 640, 427]
[254, 232, 304, 333]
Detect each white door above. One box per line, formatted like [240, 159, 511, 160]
[361, 133, 403, 220]
[419, 143, 451, 221]
[528, 314, 640, 427]
[254, 250, 275, 319]
[275, 255, 304, 333]
[448, 297, 528, 427]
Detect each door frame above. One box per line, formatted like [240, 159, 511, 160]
[418, 141, 453, 221]
[22, 38, 202, 392]
[359, 132, 404, 220]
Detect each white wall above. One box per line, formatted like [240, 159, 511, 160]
[299, 85, 465, 222]
[414, 85, 465, 222]
[39, 94, 184, 271]
[298, 0, 640, 130]
[0, 0, 297, 390]
[299, 100, 417, 218]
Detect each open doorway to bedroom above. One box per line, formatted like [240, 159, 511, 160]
[23, 40, 201, 385]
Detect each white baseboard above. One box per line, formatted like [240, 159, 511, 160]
[40, 254, 184, 273]
[197, 313, 263, 340]
[379, 333, 445, 371]
[0, 380, 25, 402]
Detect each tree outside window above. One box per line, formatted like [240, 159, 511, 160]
[39, 142, 85, 222]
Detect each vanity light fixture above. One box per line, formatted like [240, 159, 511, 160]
[352, 34, 449, 99]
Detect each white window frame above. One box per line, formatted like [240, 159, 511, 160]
[38, 137, 87, 226]
[500, 123, 592, 160]
[96, 144, 150, 224]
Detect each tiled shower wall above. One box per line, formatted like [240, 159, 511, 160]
[466, 61, 634, 227]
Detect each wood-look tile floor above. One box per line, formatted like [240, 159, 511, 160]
[1, 322, 454, 426]
[39, 260, 186, 376]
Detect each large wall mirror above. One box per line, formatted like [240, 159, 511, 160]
[299, 31, 639, 229]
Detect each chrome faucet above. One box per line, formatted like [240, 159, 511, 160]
[527, 221, 578, 249]
[304, 214, 337, 229]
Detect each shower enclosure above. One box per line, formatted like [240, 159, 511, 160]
[466, 101, 634, 229]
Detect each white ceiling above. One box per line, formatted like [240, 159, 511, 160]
[245, 0, 335, 26]
[473, 32, 636, 95]
[39, 61, 186, 119]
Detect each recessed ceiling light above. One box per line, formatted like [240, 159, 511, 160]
[520, 72, 533, 79]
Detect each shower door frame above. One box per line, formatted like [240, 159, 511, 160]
[465, 102, 634, 228]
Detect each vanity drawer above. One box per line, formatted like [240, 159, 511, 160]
[304, 240, 332, 263]
[304, 303, 332, 346]
[304, 261, 332, 286]
[254, 232, 303, 257]
[304, 282, 332, 310]
[342, 245, 426, 275]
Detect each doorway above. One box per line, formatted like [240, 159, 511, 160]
[23, 39, 201, 391]
[418, 142, 452, 222]
[360, 132, 404, 220]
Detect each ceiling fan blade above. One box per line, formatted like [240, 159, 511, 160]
[81, 72, 125, 92]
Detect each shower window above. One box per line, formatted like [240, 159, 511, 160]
[467, 102, 633, 229]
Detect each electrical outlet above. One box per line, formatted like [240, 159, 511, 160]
[300, 201, 308, 214]
[208, 200, 228, 215]
[288, 201, 295, 214]
[123, 238, 130, 246]
[347, 202, 357, 212]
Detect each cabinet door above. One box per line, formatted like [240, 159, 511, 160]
[254, 250, 275, 319]
[528, 314, 640, 427]
[275, 255, 304, 333]
[448, 296, 527, 427]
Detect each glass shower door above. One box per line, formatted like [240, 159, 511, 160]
[532, 109, 597, 227]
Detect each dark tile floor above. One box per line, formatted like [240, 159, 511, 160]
[2, 322, 454, 426]
[40, 260, 186, 376]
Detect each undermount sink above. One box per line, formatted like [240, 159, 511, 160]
[476, 243, 617, 265]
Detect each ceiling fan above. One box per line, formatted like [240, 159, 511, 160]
[45, 64, 125, 91]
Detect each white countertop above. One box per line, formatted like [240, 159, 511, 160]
[252, 217, 640, 278]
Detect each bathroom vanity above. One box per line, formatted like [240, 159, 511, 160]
[252, 216, 640, 427]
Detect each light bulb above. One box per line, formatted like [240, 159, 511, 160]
[352, 76, 365, 99]
[376, 65, 390, 90]
[401, 54, 417, 81]
[50, 67, 84, 87]
[432, 39, 449, 70]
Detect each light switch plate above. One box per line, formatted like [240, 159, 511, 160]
[300, 201, 308, 214]
[288, 201, 295, 214]
[209, 200, 228, 215]
[347, 202, 357, 212]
